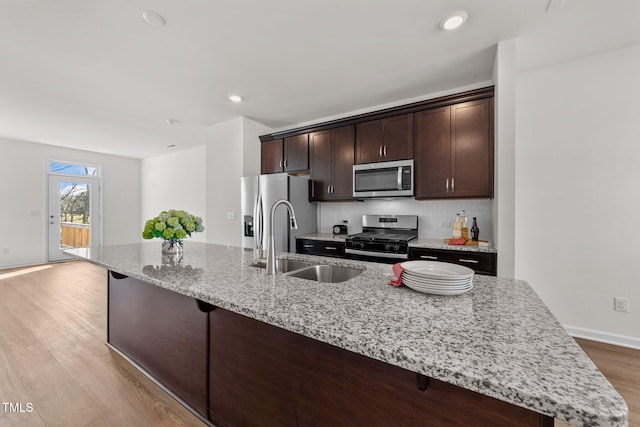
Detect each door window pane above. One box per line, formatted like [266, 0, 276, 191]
[59, 181, 91, 248]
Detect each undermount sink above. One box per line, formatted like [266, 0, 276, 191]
[285, 264, 363, 283]
[250, 259, 315, 273]
[251, 259, 363, 283]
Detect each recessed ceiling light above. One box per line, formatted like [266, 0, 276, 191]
[441, 11, 468, 31]
[142, 11, 166, 27]
[166, 144, 176, 148]
[228, 95, 243, 103]
[165, 119, 179, 125]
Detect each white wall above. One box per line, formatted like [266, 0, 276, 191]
[206, 117, 273, 247]
[141, 146, 207, 242]
[205, 118, 244, 247]
[0, 137, 141, 269]
[140, 117, 272, 248]
[515, 44, 640, 343]
[242, 117, 272, 177]
[493, 40, 517, 278]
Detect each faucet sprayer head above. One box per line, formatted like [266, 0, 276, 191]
[290, 216, 298, 229]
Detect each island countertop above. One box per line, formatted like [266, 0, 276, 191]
[66, 241, 627, 427]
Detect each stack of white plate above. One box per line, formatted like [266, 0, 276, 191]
[400, 261, 474, 295]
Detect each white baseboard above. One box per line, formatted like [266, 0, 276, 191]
[0, 260, 46, 271]
[564, 325, 640, 350]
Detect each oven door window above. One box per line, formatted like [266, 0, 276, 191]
[355, 168, 399, 192]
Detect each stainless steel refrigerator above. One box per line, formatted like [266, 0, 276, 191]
[241, 173, 317, 257]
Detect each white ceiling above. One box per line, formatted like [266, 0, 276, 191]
[1, 0, 639, 159]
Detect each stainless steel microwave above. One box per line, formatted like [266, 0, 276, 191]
[353, 159, 414, 198]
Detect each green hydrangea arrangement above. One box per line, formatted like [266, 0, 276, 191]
[142, 210, 204, 242]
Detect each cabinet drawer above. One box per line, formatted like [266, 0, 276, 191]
[408, 248, 496, 276]
[296, 239, 345, 258]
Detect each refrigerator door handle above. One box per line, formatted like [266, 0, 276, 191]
[254, 193, 264, 255]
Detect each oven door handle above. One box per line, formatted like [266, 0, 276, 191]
[345, 248, 408, 260]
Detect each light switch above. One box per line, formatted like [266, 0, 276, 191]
[227, 211, 236, 220]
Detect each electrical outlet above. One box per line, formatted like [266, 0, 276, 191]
[614, 297, 629, 313]
[227, 211, 236, 220]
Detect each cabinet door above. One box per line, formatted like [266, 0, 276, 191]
[331, 125, 355, 201]
[284, 134, 309, 172]
[451, 99, 493, 198]
[108, 271, 209, 418]
[209, 309, 296, 427]
[414, 107, 451, 199]
[261, 139, 284, 174]
[310, 130, 333, 201]
[382, 114, 413, 161]
[355, 120, 384, 164]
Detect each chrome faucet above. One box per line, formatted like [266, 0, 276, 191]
[266, 199, 298, 275]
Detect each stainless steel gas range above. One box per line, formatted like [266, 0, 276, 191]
[345, 215, 418, 264]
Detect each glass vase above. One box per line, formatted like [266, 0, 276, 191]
[161, 239, 184, 255]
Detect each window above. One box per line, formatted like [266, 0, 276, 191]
[49, 161, 99, 176]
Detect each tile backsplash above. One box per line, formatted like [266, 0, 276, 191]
[318, 199, 493, 242]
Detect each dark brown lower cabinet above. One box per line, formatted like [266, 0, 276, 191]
[296, 238, 345, 257]
[209, 308, 551, 427]
[107, 271, 209, 419]
[409, 248, 497, 276]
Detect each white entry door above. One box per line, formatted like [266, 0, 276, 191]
[47, 175, 101, 262]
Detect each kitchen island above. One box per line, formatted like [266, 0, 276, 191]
[66, 242, 627, 427]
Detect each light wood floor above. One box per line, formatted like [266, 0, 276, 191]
[0, 261, 204, 427]
[0, 261, 638, 427]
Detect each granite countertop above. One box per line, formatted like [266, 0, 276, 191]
[66, 242, 627, 427]
[296, 233, 498, 254]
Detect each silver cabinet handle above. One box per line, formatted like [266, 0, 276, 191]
[327, 185, 331, 194]
[324, 246, 338, 250]
[383, 145, 388, 156]
[445, 178, 449, 192]
[284, 159, 288, 168]
[420, 255, 438, 260]
[379, 145, 383, 157]
[331, 185, 335, 194]
[458, 258, 479, 264]
[452, 177, 455, 193]
[303, 244, 314, 248]
[279, 160, 283, 168]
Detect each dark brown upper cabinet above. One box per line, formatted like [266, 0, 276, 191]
[261, 139, 284, 174]
[310, 126, 354, 202]
[355, 114, 413, 164]
[414, 98, 493, 199]
[261, 135, 309, 174]
[284, 134, 309, 172]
